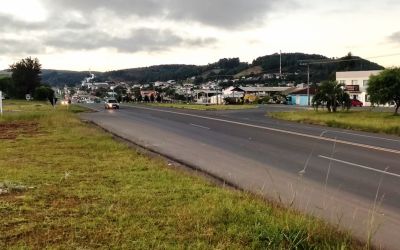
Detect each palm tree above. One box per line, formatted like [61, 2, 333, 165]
[312, 81, 350, 112]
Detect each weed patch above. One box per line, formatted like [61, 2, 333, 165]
[0, 121, 39, 140]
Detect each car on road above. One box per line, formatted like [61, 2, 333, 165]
[351, 99, 363, 107]
[105, 99, 120, 109]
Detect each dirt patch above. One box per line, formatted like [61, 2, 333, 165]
[0, 121, 39, 140]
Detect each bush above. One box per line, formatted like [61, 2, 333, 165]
[224, 97, 243, 105]
[258, 96, 271, 104]
[34, 85, 54, 101]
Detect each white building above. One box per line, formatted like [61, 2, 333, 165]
[336, 70, 382, 106]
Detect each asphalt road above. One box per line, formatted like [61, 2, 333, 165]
[81, 104, 400, 249]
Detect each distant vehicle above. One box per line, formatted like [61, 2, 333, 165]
[351, 99, 363, 107]
[105, 99, 120, 109]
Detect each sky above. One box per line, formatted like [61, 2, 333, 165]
[0, 0, 399, 71]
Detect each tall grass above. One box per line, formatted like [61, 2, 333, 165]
[0, 101, 363, 249]
[270, 110, 400, 136]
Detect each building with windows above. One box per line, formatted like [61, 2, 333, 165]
[336, 70, 382, 106]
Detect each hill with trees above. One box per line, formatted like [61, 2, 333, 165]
[39, 53, 384, 86]
[252, 52, 384, 84]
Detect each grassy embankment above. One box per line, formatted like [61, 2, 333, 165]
[0, 100, 363, 249]
[270, 110, 400, 136]
[145, 103, 256, 111]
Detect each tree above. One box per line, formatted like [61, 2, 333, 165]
[0, 77, 15, 97]
[34, 85, 54, 101]
[312, 81, 350, 112]
[114, 86, 127, 96]
[132, 87, 142, 101]
[368, 67, 400, 115]
[10, 57, 42, 98]
[95, 87, 108, 98]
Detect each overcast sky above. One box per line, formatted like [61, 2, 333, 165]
[0, 0, 399, 71]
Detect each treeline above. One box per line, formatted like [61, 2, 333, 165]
[252, 52, 384, 83]
[0, 57, 54, 101]
[39, 53, 384, 86]
[41, 69, 95, 87]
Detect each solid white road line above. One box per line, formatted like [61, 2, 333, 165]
[190, 123, 210, 130]
[324, 130, 400, 143]
[122, 105, 400, 155]
[318, 155, 400, 179]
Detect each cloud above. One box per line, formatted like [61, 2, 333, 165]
[0, 13, 87, 32]
[0, 10, 216, 55]
[0, 13, 46, 31]
[44, 29, 216, 53]
[64, 21, 91, 30]
[388, 31, 400, 44]
[43, 0, 295, 29]
[0, 38, 44, 55]
[0, 0, 297, 56]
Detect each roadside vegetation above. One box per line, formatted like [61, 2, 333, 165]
[270, 110, 400, 136]
[367, 67, 400, 115]
[0, 100, 364, 249]
[145, 103, 256, 110]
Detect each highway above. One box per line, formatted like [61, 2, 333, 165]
[81, 104, 400, 249]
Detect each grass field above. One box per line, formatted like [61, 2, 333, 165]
[0, 100, 363, 249]
[270, 110, 400, 136]
[145, 103, 256, 111]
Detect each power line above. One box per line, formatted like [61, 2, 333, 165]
[299, 52, 400, 65]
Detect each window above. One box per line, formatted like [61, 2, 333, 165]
[351, 80, 358, 85]
[339, 80, 345, 84]
[363, 80, 369, 86]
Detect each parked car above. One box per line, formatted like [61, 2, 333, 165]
[351, 99, 363, 107]
[105, 99, 120, 109]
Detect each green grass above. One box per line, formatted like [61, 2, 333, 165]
[0, 101, 363, 249]
[270, 110, 400, 136]
[145, 103, 256, 111]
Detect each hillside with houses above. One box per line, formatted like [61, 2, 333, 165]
[26, 52, 384, 106]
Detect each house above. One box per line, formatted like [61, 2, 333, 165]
[286, 87, 317, 106]
[336, 70, 382, 106]
[222, 86, 244, 97]
[140, 90, 157, 99]
[194, 89, 221, 104]
[223, 86, 291, 97]
[92, 82, 109, 90]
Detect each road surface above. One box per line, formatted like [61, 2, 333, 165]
[81, 104, 400, 249]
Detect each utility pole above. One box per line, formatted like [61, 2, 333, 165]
[299, 62, 311, 106]
[280, 50, 282, 78]
[0, 91, 3, 116]
[280, 50, 282, 86]
[307, 64, 310, 106]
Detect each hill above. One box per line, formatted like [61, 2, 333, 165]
[0, 70, 12, 78]
[101, 64, 201, 83]
[234, 66, 263, 78]
[40, 53, 384, 86]
[251, 52, 384, 83]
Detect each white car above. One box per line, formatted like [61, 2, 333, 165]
[105, 99, 120, 109]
